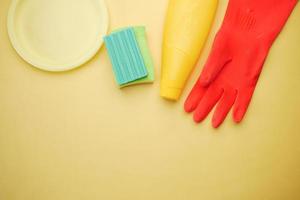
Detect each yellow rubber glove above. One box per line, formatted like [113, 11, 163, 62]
[161, 0, 219, 101]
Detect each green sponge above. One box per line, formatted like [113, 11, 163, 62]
[104, 26, 155, 87]
[104, 28, 148, 85]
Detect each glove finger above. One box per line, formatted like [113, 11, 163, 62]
[193, 85, 223, 123]
[233, 87, 255, 123]
[184, 78, 207, 113]
[212, 89, 237, 128]
[199, 32, 232, 87]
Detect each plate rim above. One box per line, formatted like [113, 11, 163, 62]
[7, 0, 110, 72]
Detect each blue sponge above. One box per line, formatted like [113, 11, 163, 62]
[104, 28, 148, 85]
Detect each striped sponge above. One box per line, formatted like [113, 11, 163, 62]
[104, 28, 148, 85]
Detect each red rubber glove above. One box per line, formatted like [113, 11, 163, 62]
[184, 0, 298, 128]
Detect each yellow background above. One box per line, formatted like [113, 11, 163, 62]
[1, 0, 300, 199]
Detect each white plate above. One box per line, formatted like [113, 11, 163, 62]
[7, 0, 109, 71]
